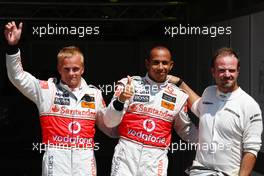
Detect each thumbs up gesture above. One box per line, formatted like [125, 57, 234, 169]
[118, 76, 134, 103]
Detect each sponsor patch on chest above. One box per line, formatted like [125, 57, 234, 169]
[54, 97, 70, 105]
[202, 101, 213, 105]
[82, 94, 95, 102]
[133, 94, 150, 102]
[161, 100, 175, 111]
[81, 101, 95, 109]
[81, 94, 95, 109]
[162, 93, 176, 103]
[54, 91, 70, 105]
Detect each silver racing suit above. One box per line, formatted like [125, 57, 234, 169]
[104, 74, 197, 176]
[6, 50, 116, 176]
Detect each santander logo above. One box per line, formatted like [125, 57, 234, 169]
[129, 104, 138, 111]
[52, 105, 60, 112]
[51, 105, 95, 117]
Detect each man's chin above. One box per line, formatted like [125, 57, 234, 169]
[156, 76, 167, 83]
[221, 83, 235, 91]
[149, 73, 167, 83]
[223, 82, 233, 87]
[68, 82, 79, 88]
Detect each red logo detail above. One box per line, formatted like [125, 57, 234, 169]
[165, 85, 176, 96]
[143, 119, 155, 132]
[52, 105, 60, 112]
[39, 80, 49, 89]
[68, 121, 81, 134]
[146, 120, 153, 129]
[129, 104, 137, 111]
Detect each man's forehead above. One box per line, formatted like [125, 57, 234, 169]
[215, 55, 238, 63]
[150, 57, 171, 61]
[214, 55, 239, 68]
[151, 48, 170, 55]
[215, 54, 237, 62]
[62, 64, 82, 68]
[150, 50, 171, 60]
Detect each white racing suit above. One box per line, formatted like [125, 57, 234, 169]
[190, 86, 263, 176]
[6, 50, 116, 176]
[104, 74, 197, 176]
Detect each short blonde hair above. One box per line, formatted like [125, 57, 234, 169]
[57, 46, 84, 66]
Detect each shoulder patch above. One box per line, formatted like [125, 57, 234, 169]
[39, 80, 49, 89]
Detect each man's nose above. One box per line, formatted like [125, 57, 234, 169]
[69, 69, 75, 75]
[158, 63, 164, 69]
[224, 70, 231, 77]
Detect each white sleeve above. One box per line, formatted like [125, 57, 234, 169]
[95, 90, 119, 138]
[103, 81, 128, 128]
[191, 98, 201, 117]
[243, 102, 263, 157]
[6, 50, 44, 106]
[174, 105, 198, 143]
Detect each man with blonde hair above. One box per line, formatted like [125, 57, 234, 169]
[4, 21, 116, 176]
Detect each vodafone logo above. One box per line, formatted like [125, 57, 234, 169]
[143, 119, 155, 132]
[68, 121, 81, 134]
